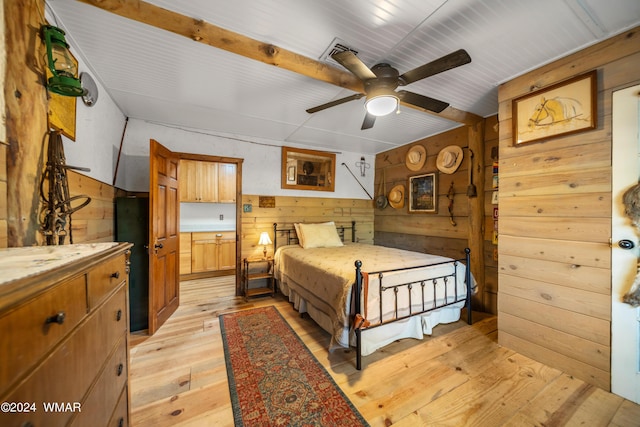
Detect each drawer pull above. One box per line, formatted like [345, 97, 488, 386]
[117, 363, 124, 376]
[111, 271, 120, 279]
[116, 309, 122, 322]
[45, 311, 66, 325]
[118, 417, 124, 427]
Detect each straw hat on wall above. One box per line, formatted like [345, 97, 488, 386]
[388, 184, 405, 209]
[405, 145, 426, 171]
[436, 145, 464, 174]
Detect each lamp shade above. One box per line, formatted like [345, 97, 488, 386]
[258, 232, 272, 246]
[365, 87, 399, 116]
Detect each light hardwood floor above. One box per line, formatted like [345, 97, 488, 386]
[129, 276, 640, 426]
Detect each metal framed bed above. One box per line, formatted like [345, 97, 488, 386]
[273, 221, 473, 370]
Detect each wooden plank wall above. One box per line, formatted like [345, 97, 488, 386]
[66, 170, 116, 243]
[0, 0, 115, 247]
[4, 0, 48, 246]
[496, 26, 640, 391]
[240, 195, 374, 261]
[374, 116, 499, 313]
[0, 0, 6, 248]
[0, 142, 6, 248]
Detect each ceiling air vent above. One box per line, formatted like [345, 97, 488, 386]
[320, 37, 358, 66]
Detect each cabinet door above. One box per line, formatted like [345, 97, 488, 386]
[218, 163, 237, 203]
[191, 240, 218, 272]
[178, 160, 199, 202]
[179, 233, 192, 275]
[218, 239, 236, 270]
[199, 162, 219, 202]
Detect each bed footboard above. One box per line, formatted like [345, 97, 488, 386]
[353, 248, 472, 370]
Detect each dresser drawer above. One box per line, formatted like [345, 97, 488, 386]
[0, 285, 127, 427]
[88, 253, 127, 309]
[109, 386, 129, 427]
[0, 274, 87, 394]
[70, 334, 128, 427]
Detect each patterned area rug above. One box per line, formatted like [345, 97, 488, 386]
[220, 306, 369, 426]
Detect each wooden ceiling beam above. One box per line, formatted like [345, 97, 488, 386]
[77, 0, 482, 125]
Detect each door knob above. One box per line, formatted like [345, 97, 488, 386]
[618, 239, 635, 250]
[154, 242, 164, 249]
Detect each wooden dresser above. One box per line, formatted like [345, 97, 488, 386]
[0, 242, 133, 427]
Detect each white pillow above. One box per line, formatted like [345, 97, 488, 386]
[294, 223, 303, 246]
[297, 222, 344, 249]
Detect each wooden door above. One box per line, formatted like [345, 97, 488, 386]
[149, 139, 180, 335]
[611, 85, 640, 403]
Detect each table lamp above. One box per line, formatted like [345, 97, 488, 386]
[258, 232, 272, 259]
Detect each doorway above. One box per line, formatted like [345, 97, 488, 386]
[146, 144, 243, 335]
[176, 153, 243, 297]
[611, 84, 640, 404]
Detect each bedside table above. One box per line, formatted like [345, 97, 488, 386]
[243, 257, 274, 300]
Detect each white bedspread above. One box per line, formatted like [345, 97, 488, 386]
[274, 243, 473, 356]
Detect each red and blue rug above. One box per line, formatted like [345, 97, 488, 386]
[220, 306, 369, 426]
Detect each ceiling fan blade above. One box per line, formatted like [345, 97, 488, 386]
[361, 112, 376, 130]
[332, 51, 377, 81]
[399, 49, 471, 85]
[306, 93, 365, 113]
[398, 90, 449, 113]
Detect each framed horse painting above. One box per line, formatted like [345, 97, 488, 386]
[512, 70, 596, 145]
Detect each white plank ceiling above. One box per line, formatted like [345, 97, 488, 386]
[47, 0, 640, 154]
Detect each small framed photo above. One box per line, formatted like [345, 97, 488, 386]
[409, 173, 437, 213]
[512, 70, 596, 145]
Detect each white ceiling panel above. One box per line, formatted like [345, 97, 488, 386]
[47, 0, 640, 154]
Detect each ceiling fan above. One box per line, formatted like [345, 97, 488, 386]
[306, 49, 471, 129]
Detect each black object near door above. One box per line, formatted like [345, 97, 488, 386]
[116, 197, 149, 332]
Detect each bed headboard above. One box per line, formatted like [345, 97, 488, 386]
[273, 221, 356, 249]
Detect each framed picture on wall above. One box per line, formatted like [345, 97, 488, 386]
[408, 173, 437, 213]
[281, 146, 336, 192]
[512, 70, 596, 145]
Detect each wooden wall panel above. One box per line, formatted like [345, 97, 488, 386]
[500, 275, 610, 321]
[499, 254, 610, 295]
[499, 167, 611, 197]
[496, 26, 640, 390]
[500, 235, 610, 269]
[499, 293, 610, 346]
[374, 116, 499, 313]
[499, 217, 610, 243]
[501, 312, 610, 372]
[4, 0, 48, 246]
[0, 143, 6, 248]
[240, 195, 374, 261]
[66, 170, 116, 243]
[499, 332, 610, 391]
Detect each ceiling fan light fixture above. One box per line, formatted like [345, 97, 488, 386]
[365, 92, 398, 116]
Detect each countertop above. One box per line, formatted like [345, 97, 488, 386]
[0, 242, 120, 285]
[180, 224, 236, 233]
[0, 242, 133, 312]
